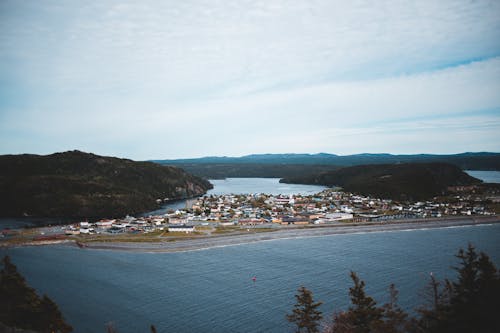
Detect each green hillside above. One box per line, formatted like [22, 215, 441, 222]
[0, 151, 212, 218]
[280, 163, 481, 201]
[154, 152, 500, 170]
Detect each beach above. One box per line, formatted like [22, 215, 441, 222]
[71, 216, 500, 253]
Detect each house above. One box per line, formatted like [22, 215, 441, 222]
[168, 224, 195, 233]
[169, 217, 187, 224]
[281, 217, 310, 225]
[238, 218, 264, 225]
[325, 213, 354, 221]
[96, 219, 115, 228]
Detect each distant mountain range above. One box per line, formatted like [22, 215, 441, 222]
[281, 162, 482, 201]
[153, 152, 500, 178]
[0, 151, 212, 218]
[154, 152, 500, 168]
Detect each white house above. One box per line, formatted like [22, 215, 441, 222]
[95, 219, 115, 228]
[168, 224, 195, 233]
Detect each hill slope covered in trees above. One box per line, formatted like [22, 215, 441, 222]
[0, 151, 212, 218]
[280, 163, 481, 201]
[153, 152, 500, 179]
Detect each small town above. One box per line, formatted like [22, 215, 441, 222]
[42, 186, 500, 238]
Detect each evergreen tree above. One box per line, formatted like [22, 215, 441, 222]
[371, 284, 410, 333]
[417, 244, 500, 333]
[287, 286, 323, 333]
[0, 255, 42, 329]
[297, 244, 500, 333]
[346, 271, 383, 333]
[0, 255, 72, 332]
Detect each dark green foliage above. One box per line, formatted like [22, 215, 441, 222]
[281, 163, 481, 201]
[347, 272, 383, 332]
[154, 152, 500, 170]
[330, 281, 410, 333]
[322, 244, 499, 333]
[0, 150, 212, 218]
[164, 163, 339, 179]
[287, 286, 323, 333]
[417, 244, 500, 333]
[371, 284, 410, 333]
[329, 272, 389, 333]
[154, 152, 500, 179]
[0, 256, 72, 332]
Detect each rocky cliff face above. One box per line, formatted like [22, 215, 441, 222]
[0, 151, 213, 218]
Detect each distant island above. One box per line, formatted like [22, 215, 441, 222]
[153, 152, 500, 179]
[280, 162, 482, 201]
[0, 151, 212, 218]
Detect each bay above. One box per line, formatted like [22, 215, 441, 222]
[145, 178, 327, 215]
[465, 170, 500, 183]
[1, 224, 500, 333]
[2, 177, 500, 333]
[206, 178, 327, 196]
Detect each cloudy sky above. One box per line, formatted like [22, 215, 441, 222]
[1, 0, 499, 160]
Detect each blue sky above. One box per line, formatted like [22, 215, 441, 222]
[1, 0, 499, 160]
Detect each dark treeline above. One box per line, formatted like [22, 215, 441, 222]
[281, 163, 481, 201]
[0, 150, 212, 219]
[163, 163, 340, 179]
[154, 151, 500, 179]
[153, 152, 500, 170]
[0, 256, 72, 333]
[287, 244, 500, 333]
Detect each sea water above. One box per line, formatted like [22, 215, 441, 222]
[465, 170, 500, 183]
[143, 178, 327, 215]
[206, 178, 327, 195]
[2, 224, 500, 333]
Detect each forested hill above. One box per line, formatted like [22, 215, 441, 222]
[280, 163, 482, 201]
[0, 151, 212, 218]
[152, 152, 500, 179]
[153, 152, 500, 170]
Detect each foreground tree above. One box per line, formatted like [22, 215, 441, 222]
[0, 255, 72, 333]
[287, 286, 323, 333]
[321, 244, 499, 333]
[371, 284, 410, 333]
[417, 244, 500, 332]
[329, 272, 386, 333]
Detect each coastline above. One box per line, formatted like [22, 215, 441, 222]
[3, 216, 498, 253]
[48, 215, 500, 253]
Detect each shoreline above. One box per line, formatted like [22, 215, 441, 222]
[2, 216, 499, 253]
[47, 215, 500, 253]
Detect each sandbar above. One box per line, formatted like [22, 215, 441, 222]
[76, 216, 500, 253]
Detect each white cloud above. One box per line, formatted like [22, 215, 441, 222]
[0, 0, 499, 158]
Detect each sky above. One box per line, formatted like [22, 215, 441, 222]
[1, 0, 499, 160]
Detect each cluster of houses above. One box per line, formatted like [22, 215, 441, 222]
[187, 189, 496, 225]
[65, 187, 497, 236]
[64, 215, 195, 235]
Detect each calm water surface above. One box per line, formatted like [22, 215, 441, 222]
[2, 224, 500, 333]
[145, 178, 327, 215]
[206, 178, 327, 195]
[465, 170, 500, 183]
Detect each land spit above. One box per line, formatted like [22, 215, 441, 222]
[64, 216, 500, 253]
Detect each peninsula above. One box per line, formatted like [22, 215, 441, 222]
[280, 162, 482, 201]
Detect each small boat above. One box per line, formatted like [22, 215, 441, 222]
[252, 276, 257, 282]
